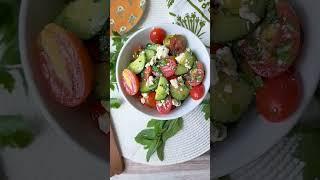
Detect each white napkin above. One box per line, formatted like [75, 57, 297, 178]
[167, 0, 210, 47]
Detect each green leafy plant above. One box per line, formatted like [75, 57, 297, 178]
[0, 115, 34, 148]
[201, 99, 210, 120]
[110, 98, 121, 109]
[135, 118, 183, 161]
[166, 0, 175, 8]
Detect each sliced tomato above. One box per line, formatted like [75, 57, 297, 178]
[256, 71, 302, 122]
[239, 1, 301, 78]
[121, 69, 140, 96]
[190, 84, 205, 100]
[150, 28, 166, 44]
[143, 66, 152, 80]
[145, 92, 157, 108]
[186, 68, 205, 87]
[38, 23, 93, 107]
[196, 61, 204, 71]
[160, 57, 177, 78]
[156, 97, 173, 114]
[167, 75, 177, 81]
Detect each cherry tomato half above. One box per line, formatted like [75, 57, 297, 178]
[256, 71, 302, 122]
[143, 66, 152, 80]
[160, 57, 177, 78]
[190, 84, 205, 100]
[38, 23, 93, 107]
[121, 69, 140, 96]
[156, 97, 173, 114]
[186, 67, 205, 87]
[145, 92, 157, 108]
[150, 28, 166, 44]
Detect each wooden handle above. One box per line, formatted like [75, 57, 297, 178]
[110, 126, 124, 177]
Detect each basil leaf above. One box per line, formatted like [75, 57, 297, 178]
[135, 129, 156, 142]
[146, 138, 161, 162]
[162, 117, 183, 141]
[110, 98, 121, 109]
[157, 140, 165, 161]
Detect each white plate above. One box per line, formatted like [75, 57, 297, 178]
[212, 0, 320, 178]
[110, 100, 210, 165]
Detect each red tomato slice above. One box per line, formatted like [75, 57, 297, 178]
[145, 92, 157, 108]
[160, 57, 177, 78]
[143, 66, 152, 80]
[121, 69, 140, 96]
[150, 28, 166, 44]
[156, 97, 173, 114]
[256, 71, 302, 122]
[190, 84, 205, 100]
[240, 1, 301, 78]
[186, 68, 205, 87]
[38, 23, 93, 107]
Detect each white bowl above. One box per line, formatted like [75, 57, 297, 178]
[116, 24, 210, 120]
[19, 0, 108, 162]
[212, 0, 320, 178]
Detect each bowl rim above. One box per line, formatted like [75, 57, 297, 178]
[18, 0, 105, 163]
[115, 23, 210, 120]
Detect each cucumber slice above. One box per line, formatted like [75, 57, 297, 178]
[128, 52, 146, 74]
[146, 44, 158, 51]
[140, 78, 159, 93]
[93, 63, 108, 100]
[170, 83, 190, 101]
[145, 49, 156, 62]
[55, 0, 108, 40]
[155, 77, 169, 101]
[176, 49, 196, 69]
[175, 64, 189, 75]
[213, 73, 254, 123]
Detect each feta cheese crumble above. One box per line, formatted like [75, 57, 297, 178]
[170, 79, 179, 89]
[156, 45, 169, 59]
[146, 76, 154, 86]
[239, 4, 260, 24]
[172, 99, 181, 107]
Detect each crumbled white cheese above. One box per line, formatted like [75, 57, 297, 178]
[175, 52, 185, 64]
[216, 47, 238, 76]
[98, 113, 109, 134]
[156, 45, 169, 59]
[140, 98, 146, 104]
[141, 93, 149, 98]
[177, 76, 184, 83]
[172, 99, 181, 107]
[170, 79, 179, 89]
[224, 84, 233, 94]
[146, 76, 154, 86]
[239, 4, 260, 24]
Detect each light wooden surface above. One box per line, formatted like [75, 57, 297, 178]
[112, 152, 210, 180]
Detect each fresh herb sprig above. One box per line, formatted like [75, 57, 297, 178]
[201, 99, 210, 120]
[135, 118, 183, 162]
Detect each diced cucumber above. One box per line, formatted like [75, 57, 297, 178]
[155, 77, 169, 101]
[170, 83, 190, 101]
[128, 52, 146, 74]
[146, 44, 158, 51]
[93, 63, 108, 100]
[175, 64, 189, 75]
[213, 72, 254, 123]
[55, 0, 108, 40]
[140, 78, 159, 93]
[145, 49, 156, 62]
[176, 49, 196, 69]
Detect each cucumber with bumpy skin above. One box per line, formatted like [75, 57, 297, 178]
[55, 0, 108, 40]
[128, 52, 146, 74]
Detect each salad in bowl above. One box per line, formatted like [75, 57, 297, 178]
[212, 0, 302, 141]
[116, 24, 210, 120]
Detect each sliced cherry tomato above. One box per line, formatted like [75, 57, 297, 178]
[150, 28, 166, 44]
[167, 75, 177, 81]
[190, 84, 205, 100]
[160, 57, 177, 78]
[156, 97, 173, 114]
[256, 71, 302, 122]
[238, 1, 301, 78]
[143, 66, 152, 80]
[38, 23, 93, 107]
[145, 92, 157, 108]
[121, 69, 140, 96]
[196, 61, 204, 71]
[168, 35, 187, 55]
[186, 68, 205, 87]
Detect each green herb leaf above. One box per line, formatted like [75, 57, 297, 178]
[146, 138, 161, 162]
[157, 140, 165, 161]
[0, 115, 34, 148]
[201, 99, 210, 120]
[110, 98, 121, 109]
[0, 69, 15, 93]
[162, 117, 183, 141]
